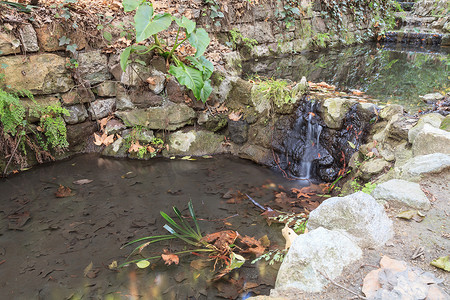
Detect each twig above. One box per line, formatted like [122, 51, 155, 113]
[3, 134, 21, 177]
[317, 270, 367, 300]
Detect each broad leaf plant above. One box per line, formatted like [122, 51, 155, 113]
[121, 0, 214, 103]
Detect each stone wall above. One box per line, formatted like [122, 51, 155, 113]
[0, 0, 389, 175]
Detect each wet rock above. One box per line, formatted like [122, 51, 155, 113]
[412, 123, 450, 156]
[66, 121, 97, 152]
[0, 54, 74, 94]
[96, 81, 117, 97]
[439, 115, 450, 131]
[379, 104, 404, 121]
[237, 144, 272, 165]
[0, 31, 21, 55]
[63, 104, 88, 125]
[166, 76, 186, 103]
[19, 24, 39, 52]
[320, 97, 357, 129]
[147, 69, 166, 94]
[167, 130, 225, 156]
[88, 98, 116, 120]
[228, 119, 249, 145]
[420, 92, 444, 104]
[271, 227, 362, 295]
[393, 142, 413, 168]
[360, 158, 390, 181]
[307, 192, 393, 248]
[385, 114, 416, 142]
[77, 50, 111, 85]
[115, 103, 195, 131]
[371, 179, 431, 210]
[396, 153, 450, 181]
[102, 136, 128, 158]
[408, 113, 444, 143]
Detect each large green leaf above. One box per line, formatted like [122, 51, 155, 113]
[122, 0, 141, 12]
[186, 56, 214, 80]
[120, 46, 132, 71]
[188, 28, 210, 58]
[134, 3, 172, 42]
[199, 79, 212, 103]
[175, 16, 196, 35]
[169, 64, 205, 101]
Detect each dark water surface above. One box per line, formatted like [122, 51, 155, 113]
[0, 154, 302, 299]
[243, 44, 449, 112]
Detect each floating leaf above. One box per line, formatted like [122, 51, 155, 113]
[229, 252, 245, 270]
[348, 141, 356, 149]
[108, 261, 118, 269]
[431, 256, 450, 272]
[73, 179, 93, 185]
[55, 185, 73, 198]
[136, 260, 150, 268]
[161, 253, 179, 265]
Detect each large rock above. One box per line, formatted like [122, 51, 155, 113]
[271, 227, 362, 295]
[396, 153, 450, 180]
[408, 113, 444, 143]
[167, 130, 226, 156]
[20, 95, 61, 122]
[412, 123, 450, 156]
[320, 97, 357, 129]
[19, 24, 39, 52]
[95, 81, 117, 97]
[371, 179, 431, 210]
[226, 78, 253, 109]
[66, 121, 96, 152]
[63, 104, 88, 125]
[0, 31, 20, 55]
[88, 98, 116, 120]
[77, 50, 111, 85]
[228, 119, 249, 145]
[307, 192, 393, 248]
[0, 54, 74, 94]
[439, 115, 450, 132]
[115, 103, 195, 131]
[379, 104, 404, 120]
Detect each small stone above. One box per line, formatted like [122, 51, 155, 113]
[96, 81, 117, 97]
[104, 119, 126, 135]
[379, 104, 404, 120]
[77, 50, 111, 85]
[420, 92, 444, 103]
[396, 153, 450, 180]
[19, 24, 39, 52]
[147, 69, 166, 95]
[228, 119, 249, 145]
[360, 158, 390, 180]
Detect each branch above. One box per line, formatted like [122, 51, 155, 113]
[317, 270, 367, 300]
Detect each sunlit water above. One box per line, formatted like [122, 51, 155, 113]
[243, 44, 449, 112]
[0, 154, 302, 299]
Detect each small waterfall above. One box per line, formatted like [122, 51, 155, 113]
[297, 101, 322, 179]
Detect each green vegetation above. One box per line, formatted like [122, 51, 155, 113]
[351, 180, 377, 194]
[253, 76, 298, 108]
[124, 125, 165, 159]
[229, 29, 258, 51]
[252, 249, 287, 265]
[0, 87, 69, 174]
[120, 0, 213, 103]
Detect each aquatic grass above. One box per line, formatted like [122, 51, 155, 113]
[120, 200, 215, 268]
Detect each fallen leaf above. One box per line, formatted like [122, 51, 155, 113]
[128, 141, 142, 153]
[108, 261, 118, 269]
[136, 260, 150, 269]
[94, 132, 115, 146]
[379, 256, 407, 273]
[73, 179, 93, 185]
[8, 211, 31, 229]
[84, 262, 93, 277]
[146, 76, 156, 85]
[431, 256, 450, 272]
[228, 111, 242, 121]
[396, 210, 417, 220]
[55, 185, 73, 198]
[244, 282, 260, 290]
[240, 235, 265, 256]
[161, 252, 179, 265]
[282, 225, 298, 250]
[362, 269, 382, 298]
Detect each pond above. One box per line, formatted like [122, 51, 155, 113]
[242, 43, 449, 112]
[0, 154, 313, 299]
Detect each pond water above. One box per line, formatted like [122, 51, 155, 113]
[0, 154, 308, 300]
[243, 44, 449, 112]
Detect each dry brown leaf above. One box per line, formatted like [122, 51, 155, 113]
[161, 253, 179, 265]
[146, 77, 156, 85]
[190, 259, 210, 270]
[55, 185, 73, 198]
[128, 141, 142, 153]
[362, 269, 382, 298]
[228, 111, 242, 121]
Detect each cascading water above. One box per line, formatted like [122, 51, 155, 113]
[297, 101, 322, 179]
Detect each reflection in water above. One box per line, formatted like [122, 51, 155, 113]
[243, 44, 449, 112]
[0, 154, 294, 299]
